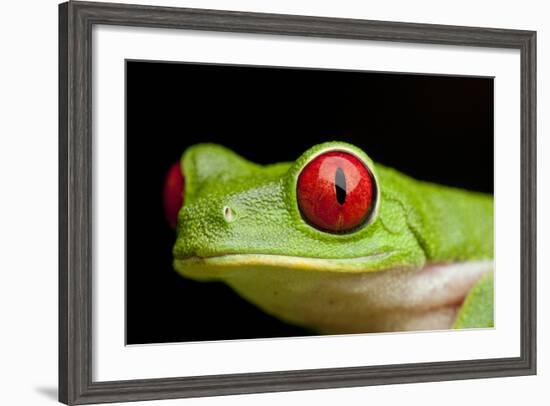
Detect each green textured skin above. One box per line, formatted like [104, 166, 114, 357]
[173, 142, 493, 267]
[172, 142, 494, 331]
[452, 272, 494, 329]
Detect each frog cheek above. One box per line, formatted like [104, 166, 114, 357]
[163, 161, 185, 229]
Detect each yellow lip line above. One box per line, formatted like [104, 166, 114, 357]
[174, 252, 395, 272]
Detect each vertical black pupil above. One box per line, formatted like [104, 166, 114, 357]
[335, 167, 347, 205]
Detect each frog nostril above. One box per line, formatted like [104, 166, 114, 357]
[223, 206, 235, 222]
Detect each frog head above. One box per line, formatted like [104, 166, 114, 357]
[169, 142, 425, 280]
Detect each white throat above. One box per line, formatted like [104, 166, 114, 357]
[222, 260, 494, 334]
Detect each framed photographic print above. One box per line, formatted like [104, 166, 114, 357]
[59, 1, 537, 404]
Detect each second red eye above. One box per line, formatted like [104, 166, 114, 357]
[297, 151, 375, 233]
[163, 162, 185, 229]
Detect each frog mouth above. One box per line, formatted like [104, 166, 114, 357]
[174, 251, 396, 274]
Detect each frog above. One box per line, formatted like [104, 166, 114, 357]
[163, 141, 494, 334]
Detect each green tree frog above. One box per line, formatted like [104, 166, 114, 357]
[163, 142, 494, 334]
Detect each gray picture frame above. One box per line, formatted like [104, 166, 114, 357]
[59, 1, 537, 404]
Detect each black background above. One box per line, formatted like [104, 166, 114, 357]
[126, 60, 493, 344]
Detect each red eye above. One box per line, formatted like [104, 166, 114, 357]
[163, 162, 185, 229]
[297, 151, 376, 233]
